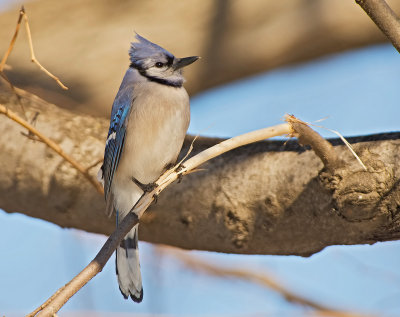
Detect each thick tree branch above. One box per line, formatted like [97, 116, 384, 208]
[355, 0, 400, 53]
[1, 88, 400, 256]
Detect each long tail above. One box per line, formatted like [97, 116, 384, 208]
[116, 223, 143, 302]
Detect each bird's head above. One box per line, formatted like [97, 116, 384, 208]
[129, 33, 199, 87]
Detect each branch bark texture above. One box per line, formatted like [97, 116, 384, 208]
[1, 88, 400, 256]
[356, 0, 400, 53]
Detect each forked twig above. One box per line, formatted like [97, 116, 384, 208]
[22, 9, 68, 90]
[0, 6, 68, 90]
[0, 7, 101, 194]
[0, 103, 104, 195]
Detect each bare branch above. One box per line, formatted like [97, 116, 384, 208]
[0, 6, 24, 72]
[0, 103, 103, 195]
[355, 0, 400, 53]
[21, 9, 68, 90]
[32, 122, 292, 316]
[287, 115, 342, 172]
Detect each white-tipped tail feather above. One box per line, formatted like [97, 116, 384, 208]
[116, 224, 143, 302]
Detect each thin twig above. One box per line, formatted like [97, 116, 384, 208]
[31, 122, 292, 316]
[22, 9, 68, 90]
[355, 0, 400, 53]
[162, 247, 366, 317]
[0, 103, 104, 195]
[85, 158, 103, 172]
[0, 6, 24, 72]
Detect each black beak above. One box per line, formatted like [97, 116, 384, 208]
[174, 56, 200, 70]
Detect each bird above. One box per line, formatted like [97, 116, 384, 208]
[97, 33, 198, 302]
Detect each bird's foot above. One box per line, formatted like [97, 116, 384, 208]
[153, 193, 158, 204]
[131, 177, 157, 192]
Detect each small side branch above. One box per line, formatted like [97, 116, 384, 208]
[287, 115, 342, 171]
[355, 0, 400, 53]
[0, 103, 103, 195]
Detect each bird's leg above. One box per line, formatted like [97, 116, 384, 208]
[131, 177, 157, 193]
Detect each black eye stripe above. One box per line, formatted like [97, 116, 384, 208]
[166, 55, 174, 66]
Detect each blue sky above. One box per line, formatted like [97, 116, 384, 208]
[1, 44, 400, 316]
[189, 44, 400, 139]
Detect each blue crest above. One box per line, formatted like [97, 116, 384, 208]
[129, 33, 174, 69]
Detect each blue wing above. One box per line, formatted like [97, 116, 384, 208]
[102, 98, 131, 208]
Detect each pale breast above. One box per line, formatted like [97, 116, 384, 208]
[115, 81, 190, 188]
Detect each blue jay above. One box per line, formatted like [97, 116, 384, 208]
[98, 34, 198, 302]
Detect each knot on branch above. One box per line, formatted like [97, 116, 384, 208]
[320, 156, 395, 222]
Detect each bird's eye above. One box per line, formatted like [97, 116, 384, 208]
[155, 62, 164, 68]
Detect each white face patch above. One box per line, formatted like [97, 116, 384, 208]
[146, 65, 172, 78]
[145, 66, 184, 86]
[105, 131, 117, 146]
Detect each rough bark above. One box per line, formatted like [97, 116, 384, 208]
[1, 87, 399, 256]
[1, 0, 400, 115]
